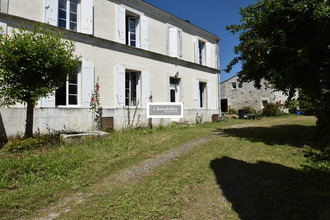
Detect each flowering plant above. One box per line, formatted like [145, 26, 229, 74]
[90, 77, 101, 130]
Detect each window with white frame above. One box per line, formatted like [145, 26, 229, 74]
[194, 80, 212, 109]
[116, 6, 148, 50]
[169, 77, 180, 102]
[44, 0, 93, 35]
[126, 16, 138, 47]
[169, 27, 182, 58]
[125, 71, 140, 107]
[198, 41, 205, 65]
[199, 82, 206, 108]
[58, 0, 79, 31]
[56, 67, 81, 106]
[40, 61, 95, 108]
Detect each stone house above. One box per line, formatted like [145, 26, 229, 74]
[0, 0, 220, 136]
[220, 75, 294, 113]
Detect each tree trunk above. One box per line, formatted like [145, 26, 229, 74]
[24, 100, 34, 138]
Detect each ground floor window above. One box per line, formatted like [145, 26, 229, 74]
[125, 71, 139, 106]
[55, 67, 81, 106]
[262, 100, 268, 108]
[199, 82, 206, 108]
[170, 77, 180, 102]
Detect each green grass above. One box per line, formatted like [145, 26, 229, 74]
[1, 115, 329, 219]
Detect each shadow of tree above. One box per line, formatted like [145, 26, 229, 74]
[210, 157, 330, 220]
[216, 125, 317, 148]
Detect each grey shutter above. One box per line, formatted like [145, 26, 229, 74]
[116, 6, 126, 44]
[169, 27, 178, 58]
[81, 61, 95, 108]
[140, 15, 148, 50]
[206, 42, 212, 67]
[141, 71, 150, 108]
[44, 0, 58, 26]
[116, 67, 125, 108]
[194, 80, 200, 109]
[195, 37, 200, 64]
[81, 0, 93, 35]
[207, 82, 212, 109]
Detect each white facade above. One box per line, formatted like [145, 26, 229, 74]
[0, 0, 220, 135]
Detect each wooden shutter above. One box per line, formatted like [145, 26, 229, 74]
[140, 15, 148, 50]
[116, 6, 126, 44]
[116, 67, 125, 108]
[194, 80, 200, 109]
[169, 27, 178, 58]
[44, 0, 58, 26]
[206, 42, 212, 67]
[177, 29, 182, 58]
[207, 82, 212, 109]
[141, 71, 150, 108]
[81, 61, 95, 108]
[195, 37, 200, 64]
[40, 93, 55, 108]
[81, 0, 93, 35]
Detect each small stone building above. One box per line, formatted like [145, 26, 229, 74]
[220, 75, 294, 113]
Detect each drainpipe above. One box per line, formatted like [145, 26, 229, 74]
[217, 39, 221, 120]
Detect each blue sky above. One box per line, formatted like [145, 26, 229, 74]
[143, 0, 256, 82]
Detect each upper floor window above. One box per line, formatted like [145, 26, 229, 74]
[44, 0, 93, 35]
[232, 82, 237, 89]
[58, 0, 79, 31]
[195, 38, 212, 67]
[126, 16, 138, 47]
[116, 6, 148, 50]
[198, 41, 205, 65]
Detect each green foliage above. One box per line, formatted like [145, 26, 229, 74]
[286, 100, 299, 114]
[225, 0, 330, 130]
[241, 106, 256, 114]
[0, 25, 80, 106]
[2, 133, 61, 153]
[0, 24, 80, 137]
[298, 89, 317, 116]
[262, 103, 281, 117]
[229, 107, 238, 115]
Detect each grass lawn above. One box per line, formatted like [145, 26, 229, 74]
[0, 115, 329, 219]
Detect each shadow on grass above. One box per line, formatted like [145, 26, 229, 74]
[210, 157, 330, 220]
[216, 124, 317, 148]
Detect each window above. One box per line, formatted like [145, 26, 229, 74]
[169, 77, 180, 102]
[199, 82, 206, 108]
[126, 16, 138, 47]
[231, 82, 237, 89]
[198, 41, 205, 65]
[58, 0, 79, 31]
[262, 100, 268, 108]
[56, 67, 81, 106]
[116, 6, 148, 49]
[125, 71, 140, 106]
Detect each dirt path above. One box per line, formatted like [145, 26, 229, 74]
[30, 122, 258, 220]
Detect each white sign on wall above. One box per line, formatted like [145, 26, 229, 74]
[147, 102, 183, 119]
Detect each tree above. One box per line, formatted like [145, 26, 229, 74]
[226, 0, 330, 130]
[0, 25, 80, 137]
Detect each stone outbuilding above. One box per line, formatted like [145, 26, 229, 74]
[220, 75, 295, 113]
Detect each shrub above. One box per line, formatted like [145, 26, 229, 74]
[229, 107, 238, 114]
[241, 106, 256, 114]
[2, 133, 61, 153]
[286, 100, 299, 114]
[262, 103, 281, 117]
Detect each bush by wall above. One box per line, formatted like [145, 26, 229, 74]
[241, 106, 256, 114]
[262, 103, 281, 117]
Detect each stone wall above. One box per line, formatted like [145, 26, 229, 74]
[220, 76, 293, 112]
